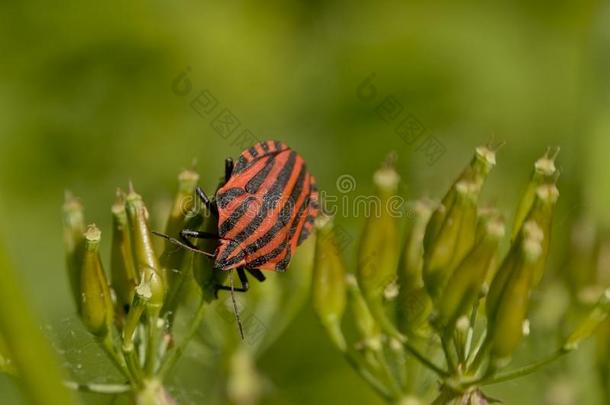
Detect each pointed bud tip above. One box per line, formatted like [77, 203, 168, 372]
[112, 189, 126, 213]
[178, 167, 200, 183]
[84, 224, 101, 241]
[456, 315, 470, 332]
[476, 145, 497, 167]
[314, 213, 333, 231]
[486, 217, 506, 239]
[345, 273, 358, 287]
[602, 288, 610, 303]
[412, 198, 436, 217]
[374, 164, 400, 192]
[534, 146, 559, 177]
[63, 190, 83, 211]
[126, 182, 142, 203]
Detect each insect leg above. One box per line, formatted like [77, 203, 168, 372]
[195, 186, 219, 217]
[216, 267, 249, 293]
[246, 268, 266, 283]
[151, 231, 215, 257]
[179, 229, 220, 240]
[225, 158, 234, 182]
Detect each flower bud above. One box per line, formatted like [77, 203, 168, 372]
[160, 168, 199, 287]
[125, 187, 166, 310]
[487, 221, 543, 363]
[266, 230, 317, 345]
[424, 145, 496, 251]
[346, 274, 382, 350]
[564, 218, 598, 302]
[357, 161, 404, 340]
[313, 215, 347, 351]
[0, 333, 16, 376]
[192, 213, 221, 302]
[511, 147, 559, 241]
[435, 216, 505, 334]
[423, 180, 480, 301]
[62, 191, 85, 311]
[524, 184, 559, 288]
[396, 199, 434, 334]
[79, 225, 114, 337]
[111, 190, 137, 316]
[595, 318, 610, 399]
[563, 289, 610, 351]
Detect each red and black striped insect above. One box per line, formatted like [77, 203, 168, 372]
[157, 140, 318, 294]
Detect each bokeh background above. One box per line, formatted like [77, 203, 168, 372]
[1, 1, 610, 404]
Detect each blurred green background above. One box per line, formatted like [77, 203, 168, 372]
[1, 0, 610, 404]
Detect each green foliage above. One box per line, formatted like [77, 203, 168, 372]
[0, 243, 76, 405]
[312, 146, 610, 404]
[59, 167, 315, 404]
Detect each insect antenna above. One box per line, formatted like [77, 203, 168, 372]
[151, 231, 215, 258]
[229, 273, 245, 341]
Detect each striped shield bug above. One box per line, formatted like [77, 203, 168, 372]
[156, 140, 319, 295]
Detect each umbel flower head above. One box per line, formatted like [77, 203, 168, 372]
[311, 144, 607, 404]
[61, 163, 316, 404]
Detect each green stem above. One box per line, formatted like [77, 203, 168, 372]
[476, 349, 568, 386]
[463, 301, 480, 365]
[64, 381, 131, 394]
[402, 340, 448, 377]
[441, 336, 457, 373]
[98, 334, 133, 384]
[144, 308, 161, 376]
[344, 351, 394, 401]
[467, 334, 489, 373]
[453, 331, 466, 365]
[123, 347, 144, 387]
[158, 299, 207, 379]
[374, 349, 403, 397]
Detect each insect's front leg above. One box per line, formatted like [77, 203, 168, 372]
[195, 186, 220, 218]
[179, 229, 219, 241]
[225, 157, 234, 182]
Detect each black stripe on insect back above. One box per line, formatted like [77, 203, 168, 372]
[245, 155, 275, 194]
[218, 195, 258, 236]
[220, 165, 308, 268]
[247, 240, 289, 268]
[217, 151, 298, 262]
[297, 214, 315, 245]
[246, 195, 307, 271]
[233, 142, 288, 175]
[216, 188, 247, 209]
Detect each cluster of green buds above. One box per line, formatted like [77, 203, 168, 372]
[62, 166, 315, 405]
[312, 145, 610, 404]
[562, 215, 610, 402]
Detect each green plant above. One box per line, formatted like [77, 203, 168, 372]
[61, 166, 315, 404]
[312, 145, 610, 404]
[0, 242, 76, 405]
[562, 217, 610, 402]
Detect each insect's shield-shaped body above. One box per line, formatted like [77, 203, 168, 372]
[214, 141, 319, 272]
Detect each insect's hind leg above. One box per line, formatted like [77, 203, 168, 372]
[216, 267, 249, 294]
[246, 268, 266, 283]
